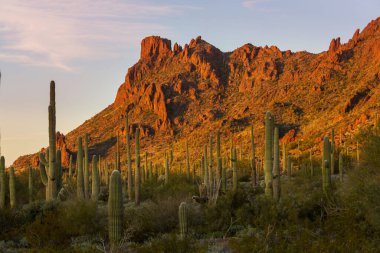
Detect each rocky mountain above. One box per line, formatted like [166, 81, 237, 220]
[13, 17, 380, 171]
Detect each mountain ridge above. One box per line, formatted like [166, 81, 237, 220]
[12, 17, 380, 171]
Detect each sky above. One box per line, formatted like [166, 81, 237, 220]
[0, 0, 379, 165]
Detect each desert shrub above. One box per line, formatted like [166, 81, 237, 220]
[124, 197, 191, 243]
[142, 174, 197, 202]
[25, 200, 105, 249]
[130, 233, 201, 253]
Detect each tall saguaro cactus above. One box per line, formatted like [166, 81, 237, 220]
[179, 202, 188, 240]
[9, 167, 16, 208]
[145, 151, 148, 182]
[203, 145, 208, 186]
[116, 133, 120, 171]
[216, 130, 222, 184]
[134, 128, 140, 205]
[69, 155, 73, 177]
[84, 133, 90, 199]
[186, 141, 190, 180]
[310, 150, 314, 176]
[282, 143, 286, 173]
[0, 156, 5, 208]
[28, 167, 33, 204]
[92, 155, 100, 201]
[331, 129, 335, 175]
[264, 112, 274, 197]
[322, 136, 331, 193]
[108, 170, 123, 248]
[39, 81, 58, 200]
[250, 125, 256, 187]
[126, 114, 132, 201]
[339, 152, 343, 182]
[273, 126, 280, 201]
[56, 150, 62, 192]
[77, 137, 85, 199]
[232, 147, 238, 192]
[209, 134, 213, 188]
[287, 155, 292, 178]
[165, 151, 169, 184]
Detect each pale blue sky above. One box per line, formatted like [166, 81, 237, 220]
[0, 0, 379, 165]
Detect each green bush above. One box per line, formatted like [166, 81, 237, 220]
[25, 200, 106, 249]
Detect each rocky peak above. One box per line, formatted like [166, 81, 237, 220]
[140, 36, 172, 59]
[328, 37, 341, 53]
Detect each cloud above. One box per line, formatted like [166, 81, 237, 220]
[242, 0, 271, 9]
[0, 0, 190, 71]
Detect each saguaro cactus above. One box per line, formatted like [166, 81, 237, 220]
[9, 167, 16, 208]
[203, 145, 208, 186]
[39, 81, 58, 200]
[145, 151, 148, 182]
[126, 114, 132, 201]
[186, 141, 190, 180]
[84, 133, 90, 199]
[165, 151, 169, 184]
[310, 150, 314, 176]
[339, 152, 343, 182]
[170, 143, 174, 164]
[287, 155, 292, 178]
[135, 128, 140, 205]
[179, 202, 188, 240]
[108, 170, 123, 248]
[356, 141, 360, 162]
[273, 126, 280, 201]
[209, 134, 214, 188]
[56, 150, 62, 192]
[232, 147, 238, 192]
[116, 133, 120, 171]
[0, 156, 5, 208]
[216, 130, 222, 184]
[77, 137, 85, 199]
[322, 136, 331, 193]
[91, 155, 100, 201]
[105, 162, 109, 187]
[149, 161, 153, 181]
[250, 125, 256, 187]
[331, 129, 335, 175]
[264, 112, 274, 197]
[28, 167, 33, 204]
[69, 155, 73, 177]
[282, 143, 286, 173]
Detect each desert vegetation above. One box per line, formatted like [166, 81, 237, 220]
[0, 81, 380, 253]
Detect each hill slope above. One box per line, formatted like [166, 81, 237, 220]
[13, 17, 380, 170]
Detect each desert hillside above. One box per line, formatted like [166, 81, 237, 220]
[13, 17, 380, 171]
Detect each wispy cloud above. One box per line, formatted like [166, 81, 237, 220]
[0, 0, 190, 71]
[242, 0, 260, 9]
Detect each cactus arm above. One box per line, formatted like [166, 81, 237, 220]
[39, 153, 48, 186]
